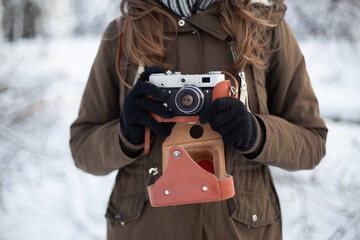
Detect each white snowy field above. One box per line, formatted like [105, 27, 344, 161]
[0, 36, 359, 240]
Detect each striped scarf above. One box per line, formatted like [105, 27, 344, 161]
[159, 0, 214, 18]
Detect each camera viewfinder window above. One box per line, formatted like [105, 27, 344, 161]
[202, 77, 210, 83]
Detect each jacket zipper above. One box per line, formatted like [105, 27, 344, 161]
[228, 40, 251, 112]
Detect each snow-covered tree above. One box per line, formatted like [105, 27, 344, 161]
[286, 0, 360, 41]
[0, 0, 3, 44]
[38, 0, 72, 38]
[1, 0, 120, 41]
[2, 0, 359, 41]
[71, 0, 120, 35]
[2, 0, 41, 41]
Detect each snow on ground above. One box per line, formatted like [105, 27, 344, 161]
[0, 37, 359, 240]
[271, 39, 360, 239]
[0, 38, 117, 240]
[272, 119, 360, 239]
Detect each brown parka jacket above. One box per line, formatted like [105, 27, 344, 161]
[70, 2, 327, 239]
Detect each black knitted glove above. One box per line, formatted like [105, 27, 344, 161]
[199, 97, 258, 151]
[120, 66, 175, 145]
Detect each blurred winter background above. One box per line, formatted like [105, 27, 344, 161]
[0, 0, 359, 239]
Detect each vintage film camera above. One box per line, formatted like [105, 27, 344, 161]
[146, 70, 238, 207]
[149, 71, 228, 116]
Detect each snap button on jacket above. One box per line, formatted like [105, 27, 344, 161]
[70, 2, 327, 239]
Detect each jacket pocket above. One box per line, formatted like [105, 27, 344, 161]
[227, 189, 281, 228]
[105, 191, 147, 224]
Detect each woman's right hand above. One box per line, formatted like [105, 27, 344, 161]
[119, 66, 175, 145]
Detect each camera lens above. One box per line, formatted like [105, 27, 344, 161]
[175, 86, 204, 115]
[181, 95, 194, 106]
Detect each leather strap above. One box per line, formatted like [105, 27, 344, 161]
[144, 127, 151, 155]
[150, 113, 200, 123]
[116, 17, 151, 155]
[116, 17, 122, 31]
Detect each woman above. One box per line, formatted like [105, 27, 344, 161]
[70, 0, 327, 239]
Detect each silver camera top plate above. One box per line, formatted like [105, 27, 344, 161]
[149, 71, 225, 88]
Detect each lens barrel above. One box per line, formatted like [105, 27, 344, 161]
[175, 86, 205, 115]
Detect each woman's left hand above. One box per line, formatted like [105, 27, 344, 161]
[199, 97, 258, 151]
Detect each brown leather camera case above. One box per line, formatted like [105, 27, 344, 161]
[147, 123, 235, 207]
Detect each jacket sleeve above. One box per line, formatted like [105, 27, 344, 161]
[245, 20, 328, 170]
[69, 21, 143, 176]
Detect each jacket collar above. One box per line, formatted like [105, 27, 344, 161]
[163, 6, 230, 41]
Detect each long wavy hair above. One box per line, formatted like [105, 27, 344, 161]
[120, 0, 275, 72]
